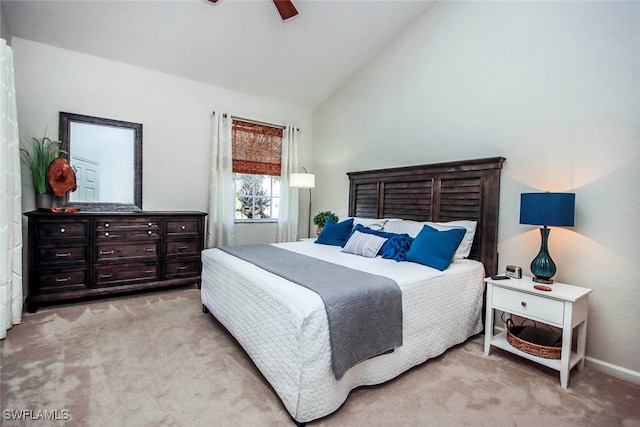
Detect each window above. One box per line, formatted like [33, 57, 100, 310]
[232, 119, 283, 221]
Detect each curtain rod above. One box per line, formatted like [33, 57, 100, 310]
[213, 112, 300, 132]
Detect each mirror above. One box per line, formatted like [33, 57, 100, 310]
[59, 112, 142, 211]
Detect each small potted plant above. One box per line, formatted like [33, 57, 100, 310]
[313, 211, 339, 235]
[20, 134, 63, 208]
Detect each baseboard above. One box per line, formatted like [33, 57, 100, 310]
[585, 357, 640, 385]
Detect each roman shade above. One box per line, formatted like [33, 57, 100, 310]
[232, 120, 283, 176]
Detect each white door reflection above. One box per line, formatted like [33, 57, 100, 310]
[68, 122, 134, 204]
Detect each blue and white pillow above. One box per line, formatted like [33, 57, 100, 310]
[341, 230, 388, 258]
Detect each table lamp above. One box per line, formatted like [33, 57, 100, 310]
[519, 192, 575, 284]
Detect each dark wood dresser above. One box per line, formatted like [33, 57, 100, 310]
[24, 211, 207, 312]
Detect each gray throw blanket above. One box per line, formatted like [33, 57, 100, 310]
[218, 244, 403, 379]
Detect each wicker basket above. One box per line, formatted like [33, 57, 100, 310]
[506, 319, 562, 359]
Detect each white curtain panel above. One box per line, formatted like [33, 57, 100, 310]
[206, 111, 235, 248]
[0, 39, 23, 339]
[276, 126, 299, 243]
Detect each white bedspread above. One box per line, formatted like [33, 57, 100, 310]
[201, 241, 485, 423]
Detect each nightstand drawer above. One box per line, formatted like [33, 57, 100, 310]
[493, 286, 564, 325]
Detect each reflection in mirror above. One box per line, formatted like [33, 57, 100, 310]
[60, 112, 142, 211]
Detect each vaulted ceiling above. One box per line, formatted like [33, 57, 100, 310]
[2, 0, 435, 107]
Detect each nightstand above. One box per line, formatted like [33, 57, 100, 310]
[484, 276, 592, 388]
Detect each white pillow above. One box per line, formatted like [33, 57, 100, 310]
[341, 230, 387, 258]
[381, 220, 424, 237]
[350, 217, 388, 231]
[429, 220, 477, 259]
[382, 219, 477, 259]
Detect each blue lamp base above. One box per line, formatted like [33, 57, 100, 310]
[531, 226, 556, 284]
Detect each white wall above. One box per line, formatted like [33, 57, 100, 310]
[313, 2, 640, 379]
[13, 37, 313, 244]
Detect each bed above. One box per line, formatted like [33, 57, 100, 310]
[201, 157, 505, 424]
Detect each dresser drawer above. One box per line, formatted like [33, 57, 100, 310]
[96, 218, 160, 240]
[165, 240, 202, 257]
[493, 286, 565, 325]
[95, 264, 159, 287]
[37, 269, 88, 293]
[166, 219, 200, 237]
[165, 259, 201, 279]
[37, 245, 88, 267]
[96, 242, 159, 262]
[37, 220, 89, 240]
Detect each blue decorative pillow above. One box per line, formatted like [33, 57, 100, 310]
[315, 218, 354, 246]
[341, 230, 388, 258]
[380, 234, 414, 262]
[405, 225, 465, 271]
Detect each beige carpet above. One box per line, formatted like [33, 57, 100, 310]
[1, 288, 639, 427]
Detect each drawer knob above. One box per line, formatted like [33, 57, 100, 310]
[148, 222, 153, 227]
[100, 273, 113, 279]
[100, 250, 114, 255]
[105, 223, 110, 228]
[104, 232, 110, 237]
[521, 301, 527, 307]
[181, 225, 186, 230]
[60, 227, 66, 233]
[56, 252, 71, 258]
[55, 277, 70, 283]
[147, 231, 153, 235]
[177, 265, 187, 271]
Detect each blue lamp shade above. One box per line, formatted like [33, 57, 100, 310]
[520, 193, 575, 227]
[519, 192, 575, 284]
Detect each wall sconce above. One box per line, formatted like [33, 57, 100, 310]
[290, 167, 315, 238]
[519, 192, 575, 284]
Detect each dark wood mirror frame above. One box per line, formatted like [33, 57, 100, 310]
[59, 112, 143, 212]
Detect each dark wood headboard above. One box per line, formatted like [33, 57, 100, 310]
[347, 157, 505, 276]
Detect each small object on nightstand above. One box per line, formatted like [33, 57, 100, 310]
[505, 265, 522, 279]
[534, 284, 552, 291]
[490, 275, 510, 280]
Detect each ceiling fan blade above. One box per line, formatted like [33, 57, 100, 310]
[273, 0, 298, 21]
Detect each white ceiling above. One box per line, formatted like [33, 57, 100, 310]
[2, 0, 435, 107]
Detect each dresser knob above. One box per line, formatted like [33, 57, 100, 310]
[181, 225, 186, 230]
[60, 227, 66, 233]
[147, 231, 152, 235]
[104, 232, 110, 237]
[104, 223, 110, 228]
[521, 301, 527, 307]
[148, 222, 153, 227]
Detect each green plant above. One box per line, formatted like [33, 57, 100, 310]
[20, 135, 62, 195]
[313, 211, 339, 227]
